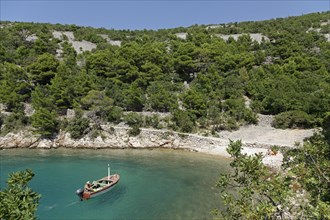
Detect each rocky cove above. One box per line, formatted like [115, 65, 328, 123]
[0, 117, 316, 169]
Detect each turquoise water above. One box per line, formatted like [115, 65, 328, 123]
[0, 148, 231, 219]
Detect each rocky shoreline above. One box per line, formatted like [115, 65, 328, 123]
[0, 123, 315, 169]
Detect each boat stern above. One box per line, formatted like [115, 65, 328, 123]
[76, 188, 84, 199]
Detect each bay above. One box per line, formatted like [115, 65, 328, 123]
[0, 148, 231, 219]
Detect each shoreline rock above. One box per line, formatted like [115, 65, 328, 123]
[0, 125, 315, 169]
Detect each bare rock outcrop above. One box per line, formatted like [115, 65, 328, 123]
[0, 121, 316, 169]
[0, 130, 39, 148]
[0, 126, 226, 151]
[175, 33, 187, 40]
[215, 33, 270, 44]
[52, 31, 97, 54]
[97, 34, 121, 46]
[0, 123, 314, 151]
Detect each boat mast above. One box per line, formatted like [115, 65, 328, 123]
[108, 164, 110, 181]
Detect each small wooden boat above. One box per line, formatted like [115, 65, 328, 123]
[76, 165, 120, 200]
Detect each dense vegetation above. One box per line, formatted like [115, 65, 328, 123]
[0, 12, 329, 137]
[214, 117, 330, 219]
[0, 12, 329, 217]
[0, 169, 40, 219]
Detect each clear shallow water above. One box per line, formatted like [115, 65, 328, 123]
[0, 148, 231, 219]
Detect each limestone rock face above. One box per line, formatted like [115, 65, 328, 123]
[0, 130, 39, 149]
[36, 138, 53, 149]
[0, 124, 311, 150]
[0, 123, 315, 169]
[24, 103, 34, 117]
[0, 127, 220, 150]
[0, 103, 6, 113]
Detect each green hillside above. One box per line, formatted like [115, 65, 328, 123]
[0, 11, 329, 137]
[1, 11, 330, 220]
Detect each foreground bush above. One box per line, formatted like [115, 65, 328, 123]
[214, 136, 330, 219]
[0, 169, 41, 220]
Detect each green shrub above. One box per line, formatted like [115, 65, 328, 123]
[145, 115, 161, 129]
[225, 117, 239, 131]
[273, 110, 316, 129]
[66, 117, 90, 139]
[250, 100, 264, 113]
[212, 113, 238, 131]
[270, 145, 280, 155]
[171, 109, 195, 133]
[178, 133, 188, 139]
[160, 131, 173, 139]
[222, 98, 257, 125]
[242, 109, 258, 124]
[90, 128, 102, 139]
[31, 108, 59, 137]
[59, 118, 69, 131]
[0, 169, 41, 219]
[107, 106, 123, 123]
[108, 126, 115, 135]
[1, 112, 29, 135]
[197, 117, 209, 129]
[124, 112, 143, 126]
[323, 112, 330, 144]
[128, 125, 141, 136]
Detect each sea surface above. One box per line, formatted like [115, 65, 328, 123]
[0, 148, 231, 219]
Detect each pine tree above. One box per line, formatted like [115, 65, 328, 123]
[31, 107, 58, 137]
[0, 169, 41, 220]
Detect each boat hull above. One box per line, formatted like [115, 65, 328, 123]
[88, 183, 116, 198]
[78, 174, 120, 200]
